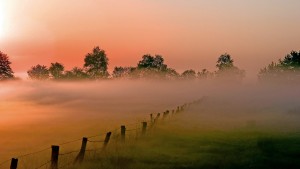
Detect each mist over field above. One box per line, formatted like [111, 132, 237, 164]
[1, 80, 300, 167]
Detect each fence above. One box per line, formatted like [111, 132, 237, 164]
[0, 98, 205, 169]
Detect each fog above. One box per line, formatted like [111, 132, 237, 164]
[0, 80, 299, 166]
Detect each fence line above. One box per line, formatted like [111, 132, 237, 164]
[34, 160, 50, 169]
[0, 98, 204, 169]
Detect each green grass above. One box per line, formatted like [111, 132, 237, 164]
[70, 126, 300, 169]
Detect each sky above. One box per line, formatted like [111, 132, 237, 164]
[0, 0, 300, 79]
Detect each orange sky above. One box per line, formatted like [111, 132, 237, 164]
[0, 0, 300, 79]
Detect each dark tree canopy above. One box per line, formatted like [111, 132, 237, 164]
[27, 65, 50, 80]
[165, 68, 179, 80]
[259, 50, 300, 83]
[0, 51, 14, 80]
[197, 69, 213, 79]
[84, 46, 109, 79]
[181, 69, 196, 79]
[134, 54, 174, 79]
[64, 67, 88, 80]
[215, 53, 245, 81]
[279, 51, 300, 70]
[49, 62, 64, 79]
[137, 54, 167, 71]
[216, 53, 234, 70]
[113, 67, 136, 78]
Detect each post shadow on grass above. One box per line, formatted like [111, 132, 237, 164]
[74, 137, 87, 164]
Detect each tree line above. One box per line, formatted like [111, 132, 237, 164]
[0, 47, 299, 82]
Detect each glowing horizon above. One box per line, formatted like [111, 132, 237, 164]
[1, 0, 300, 80]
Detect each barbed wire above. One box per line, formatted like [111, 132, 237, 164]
[35, 160, 51, 169]
[58, 138, 82, 146]
[0, 158, 11, 168]
[86, 132, 107, 139]
[17, 147, 51, 159]
[87, 139, 105, 143]
[127, 128, 141, 132]
[0, 99, 198, 168]
[59, 150, 80, 156]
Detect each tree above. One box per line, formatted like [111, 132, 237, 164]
[215, 53, 245, 81]
[84, 46, 109, 79]
[258, 51, 300, 83]
[0, 51, 14, 80]
[63, 67, 88, 80]
[165, 68, 179, 80]
[216, 53, 234, 70]
[135, 54, 170, 79]
[181, 69, 196, 79]
[197, 69, 213, 79]
[27, 65, 49, 80]
[112, 67, 136, 78]
[137, 54, 167, 71]
[49, 62, 64, 79]
[279, 50, 300, 70]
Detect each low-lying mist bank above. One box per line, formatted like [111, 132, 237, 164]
[0, 80, 299, 163]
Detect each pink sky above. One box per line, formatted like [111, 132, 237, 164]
[0, 0, 300, 79]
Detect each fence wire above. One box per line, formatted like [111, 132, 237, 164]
[0, 99, 198, 168]
[34, 160, 51, 169]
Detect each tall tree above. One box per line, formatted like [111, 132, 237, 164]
[27, 65, 49, 80]
[84, 46, 109, 79]
[215, 53, 245, 81]
[216, 53, 234, 70]
[49, 62, 65, 79]
[0, 51, 14, 80]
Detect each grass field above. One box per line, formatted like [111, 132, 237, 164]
[1, 81, 300, 169]
[72, 123, 300, 169]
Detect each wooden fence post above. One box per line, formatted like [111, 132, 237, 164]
[103, 132, 112, 149]
[51, 145, 59, 169]
[150, 114, 153, 123]
[142, 122, 147, 135]
[164, 110, 169, 120]
[121, 125, 126, 142]
[162, 111, 166, 120]
[74, 137, 87, 164]
[156, 113, 160, 119]
[10, 158, 18, 169]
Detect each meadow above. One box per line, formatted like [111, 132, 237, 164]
[0, 80, 299, 169]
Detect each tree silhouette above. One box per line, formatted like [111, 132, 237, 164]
[197, 69, 213, 79]
[84, 46, 109, 79]
[216, 53, 234, 70]
[135, 54, 171, 79]
[215, 53, 245, 81]
[0, 51, 14, 80]
[27, 65, 50, 80]
[137, 54, 167, 71]
[258, 51, 300, 83]
[49, 62, 65, 79]
[64, 67, 88, 80]
[165, 68, 179, 80]
[112, 67, 136, 78]
[279, 51, 300, 70]
[181, 69, 196, 79]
